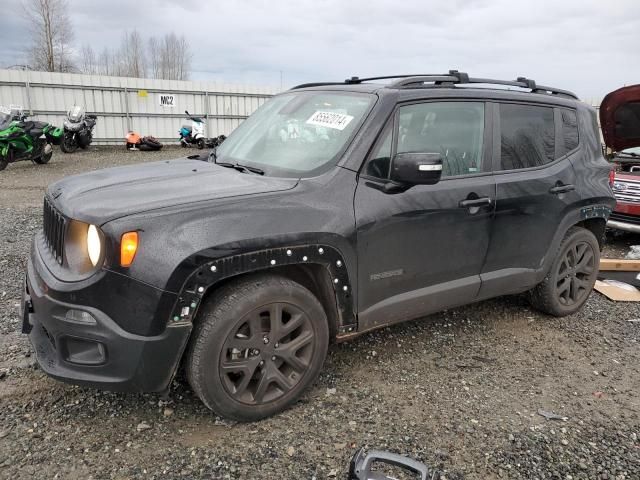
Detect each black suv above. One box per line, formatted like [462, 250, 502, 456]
[23, 72, 618, 421]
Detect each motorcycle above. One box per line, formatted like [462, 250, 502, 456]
[0, 106, 63, 171]
[179, 110, 206, 149]
[60, 106, 97, 153]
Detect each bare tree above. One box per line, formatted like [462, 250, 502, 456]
[23, 0, 75, 72]
[126, 30, 146, 78]
[147, 37, 161, 79]
[80, 44, 97, 75]
[80, 30, 191, 80]
[97, 47, 114, 76]
[150, 33, 192, 81]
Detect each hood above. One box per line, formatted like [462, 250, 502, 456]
[47, 158, 298, 224]
[600, 84, 640, 152]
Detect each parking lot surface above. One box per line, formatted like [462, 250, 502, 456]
[0, 147, 638, 479]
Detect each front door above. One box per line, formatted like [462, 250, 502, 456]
[354, 100, 495, 331]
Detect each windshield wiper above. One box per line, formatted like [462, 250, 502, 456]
[216, 161, 264, 175]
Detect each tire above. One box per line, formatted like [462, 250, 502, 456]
[187, 274, 329, 421]
[33, 145, 53, 165]
[0, 157, 7, 171]
[529, 226, 600, 317]
[60, 133, 78, 153]
[197, 138, 205, 149]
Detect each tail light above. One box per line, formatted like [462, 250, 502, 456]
[609, 168, 615, 188]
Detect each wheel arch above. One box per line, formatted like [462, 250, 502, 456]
[538, 203, 611, 281]
[169, 244, 357, 342]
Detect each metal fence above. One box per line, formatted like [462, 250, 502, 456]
[0, 69, 277, 145]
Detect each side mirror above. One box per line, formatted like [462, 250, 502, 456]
[391, 152, 443, 185]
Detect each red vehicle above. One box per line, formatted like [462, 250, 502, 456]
[600, 85, 640, 233]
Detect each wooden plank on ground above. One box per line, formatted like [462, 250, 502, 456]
[599, 258, 640, 272]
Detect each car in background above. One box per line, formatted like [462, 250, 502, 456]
[600, 84, 640, 233]
[609, 147, 640, 233]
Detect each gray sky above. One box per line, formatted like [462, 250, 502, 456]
[1, 0, 639, 100]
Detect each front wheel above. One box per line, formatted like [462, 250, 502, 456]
[197, 138, 205, 149]
[33, 144, 53, 165]
[60, 133, 78, 153]
[187, 274, 329, 421]
[0, 156, 7, 171]
[529, 226, 599, 316]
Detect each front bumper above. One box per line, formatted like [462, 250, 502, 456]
[23, 252, 192, 393]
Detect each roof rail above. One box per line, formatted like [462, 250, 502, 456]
[291, 70, 578, 100]
[387, 71, 578, 99]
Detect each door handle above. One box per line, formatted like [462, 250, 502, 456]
[459, 197, 492, 208]
[549, 184, 575, 194]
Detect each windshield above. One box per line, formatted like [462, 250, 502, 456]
[620, 146, 640, 156]
[68, 105, 85, 122]
[0, 106, 12, 130]
[216, 91, 375, 177]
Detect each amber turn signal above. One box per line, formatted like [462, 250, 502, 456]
[120, 232, 139, 267]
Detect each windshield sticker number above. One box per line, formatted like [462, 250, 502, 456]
[306, 111, 354, 131]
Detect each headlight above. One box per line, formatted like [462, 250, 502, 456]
[87, 224, 102, 266]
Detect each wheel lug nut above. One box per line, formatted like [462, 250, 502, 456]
[259, 360, 264, 366]
[271, 356, 276, 361]
[263, 337, 269, 344]
[252, 349, 260, 355]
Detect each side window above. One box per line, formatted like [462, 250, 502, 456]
[561, 108, 579, 153]
[499, 103, 555, 170]
[397, 102, 485, 177]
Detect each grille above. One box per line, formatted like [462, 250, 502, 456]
[609, 211, 640, 226]
[613, 177, 640, 204]
[43, 197, 66, 264]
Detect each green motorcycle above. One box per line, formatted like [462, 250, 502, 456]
[0, 106, 63, 171]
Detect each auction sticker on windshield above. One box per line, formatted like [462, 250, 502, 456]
[306, 111, 354, 130]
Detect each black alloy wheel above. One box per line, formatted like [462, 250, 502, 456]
[187, 274, 329, 421]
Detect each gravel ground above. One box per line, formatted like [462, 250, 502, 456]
[0, 147, 639, 479]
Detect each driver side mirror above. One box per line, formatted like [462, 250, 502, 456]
[391, 152, 443, 185]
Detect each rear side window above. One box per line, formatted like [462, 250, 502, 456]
[499, 103, 555, 170]
[561, 109, 579, 153]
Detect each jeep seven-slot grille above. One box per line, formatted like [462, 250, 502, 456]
[43, 198, 66, 264]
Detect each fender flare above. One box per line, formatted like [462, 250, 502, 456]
[538, 202, 612, 282]
[168, 244, 357, 335]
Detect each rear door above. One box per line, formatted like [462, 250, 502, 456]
[478, 101, 580, 297]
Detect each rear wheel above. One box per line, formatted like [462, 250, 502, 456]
[60, 133, 78, 153]
[187, 274, 329, 421]
[529, 227, 599, 316]
[0, 156, 7, 171]
[197, 138, 205, 149]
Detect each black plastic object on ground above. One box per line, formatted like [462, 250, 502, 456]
[138, 136, 163, 151]
[349, 448, 437, 479]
